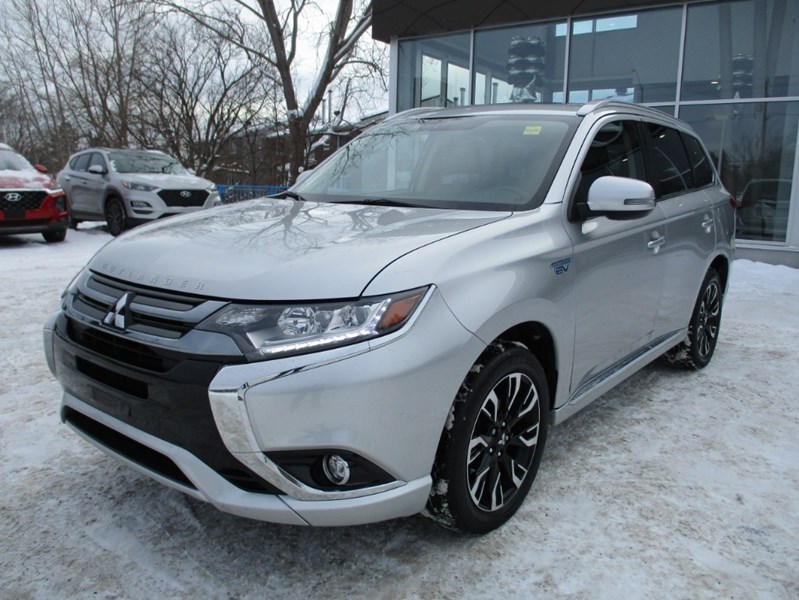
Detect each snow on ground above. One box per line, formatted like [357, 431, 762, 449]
[1, 226, 798, 599]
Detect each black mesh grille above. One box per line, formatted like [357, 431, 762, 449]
[0, 190, 48, 212]
[157, 189, 209, 207]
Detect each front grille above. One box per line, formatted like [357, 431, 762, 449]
[59, 273, 273, 494]
[158, 189, 209, 207]
[71, 272, 210, 340]
[68, 319, 180, 372]
[0, 190, 48, 212]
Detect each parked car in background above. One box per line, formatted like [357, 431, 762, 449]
[58, 148, 221, 236]
[45, 101, 735, 533]
[0, 143, 68, 243]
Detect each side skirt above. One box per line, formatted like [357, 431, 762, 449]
[552, 329, 686, 425]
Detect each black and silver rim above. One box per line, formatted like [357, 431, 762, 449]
[696, 280, 721, 359]
[467, 372, 541, 512]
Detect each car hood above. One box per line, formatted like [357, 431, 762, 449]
[88, 198, 510, 300]
[0, 170, 58, 190]
[120, 173, 213, 189]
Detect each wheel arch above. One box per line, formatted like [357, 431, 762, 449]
[490, 322, 558, 417]
[710, 254, 730, 292]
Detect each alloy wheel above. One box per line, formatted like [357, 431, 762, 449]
[467, 372, 541, 512]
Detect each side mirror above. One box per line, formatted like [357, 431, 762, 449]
[34, 164, 48, 174]
[87, 164, 107, 175]
[587, 176, 655, 219]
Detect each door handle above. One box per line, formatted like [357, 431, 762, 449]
[647, 233, 666, 253]
[701, 215, 714, 233]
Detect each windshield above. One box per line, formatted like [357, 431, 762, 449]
[107, 151, 188, 175]
[0, 149, 35, 172]
[294, 114, 577, 210]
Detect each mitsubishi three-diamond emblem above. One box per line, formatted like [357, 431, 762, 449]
[103, 292, 134, 330]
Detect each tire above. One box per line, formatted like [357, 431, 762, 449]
[426, 341, 550, 533]
[665, 268, 724, 370]
[104, 196, 127, 236]
[42, 229, 67, 243]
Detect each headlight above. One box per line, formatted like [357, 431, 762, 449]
[207, 183, 218, 193]
[198, 286, 429, 360]
[121, 180, 157, 192]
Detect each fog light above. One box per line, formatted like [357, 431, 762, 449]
[322, 454, 350, 485]
[130, 200, 151, 208]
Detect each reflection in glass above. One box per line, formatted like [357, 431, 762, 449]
[295, 115, 577, 211]
[682, 0, 799, 101]
[472, 22, 565, 105]
[679, 102, 798, 242]
[397, 34, 471, 111]
[567, 7, 681, 103]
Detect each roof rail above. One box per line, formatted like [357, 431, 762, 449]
[576, 99, 628, 116]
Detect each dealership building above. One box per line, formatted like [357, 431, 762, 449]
[372, 0, 799, 265]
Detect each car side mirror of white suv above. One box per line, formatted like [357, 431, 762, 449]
[587, 176, 656, 219]
[87, 164, 108, 175]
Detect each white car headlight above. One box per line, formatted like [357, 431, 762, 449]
[199, 287, 429, 360]
[121, 180, 158, 192]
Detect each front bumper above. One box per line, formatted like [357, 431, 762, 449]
[0, 192, 68, 235]
[45, 286, 483, 525]
[125, 189, 220, 221]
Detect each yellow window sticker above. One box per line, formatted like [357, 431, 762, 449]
[523, 125, 542, 135]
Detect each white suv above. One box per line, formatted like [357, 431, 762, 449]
[58, 148, 220, 235]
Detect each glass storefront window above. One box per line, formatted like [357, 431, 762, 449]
[567, 7, 682, 103]
[682, 0, 799, 101]
[397, 34, 471, 112]
[472, 21, 565, 105]
[679, 102, 798, 242]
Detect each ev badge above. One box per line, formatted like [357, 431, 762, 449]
[103, 292, 134, 330]
[550, 258, 571, 276]
[4, 192, 22, 202]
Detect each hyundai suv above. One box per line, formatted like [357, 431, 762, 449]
[0, 143, 68, 242]
[58, 148, 220, 236]
[44, 101, 735, 533]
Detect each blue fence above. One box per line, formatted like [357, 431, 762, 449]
[217, 184, 288, 204]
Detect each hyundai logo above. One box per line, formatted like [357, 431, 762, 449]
[4, 192, 22, 202]
[180, 191, 192, 198]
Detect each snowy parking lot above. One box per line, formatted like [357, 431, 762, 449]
[1, 225, 798, 599]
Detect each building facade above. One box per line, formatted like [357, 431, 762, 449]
[373, 0, 799, 265]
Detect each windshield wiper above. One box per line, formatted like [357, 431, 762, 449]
[340, 198, 419, 208]
[276, 190, 308, 202]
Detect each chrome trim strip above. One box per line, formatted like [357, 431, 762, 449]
[209, 390, 406, 501]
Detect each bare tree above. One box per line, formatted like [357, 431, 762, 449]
[135, 18, 276, 176]
[148, 0, 385, 183]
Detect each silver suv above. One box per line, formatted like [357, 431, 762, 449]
[44, 101, 734, 533]
[58, 148, 220, 235]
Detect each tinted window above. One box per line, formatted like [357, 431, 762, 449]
[645, 124, 693, 196]
[70, 153, 91, 172]
[681, 134, 714, 188]
[568, 8, 682, 103]
[472, 21, 566, 105]
[572, 120, 646, 218]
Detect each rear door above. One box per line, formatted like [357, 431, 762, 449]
[565, 119, 667, 395]
[643, 125, 717, 337]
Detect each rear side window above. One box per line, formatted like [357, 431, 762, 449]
[645, 123, 693, 196]
[70, 153, 91, 172]
[681, 133, 714, 188]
